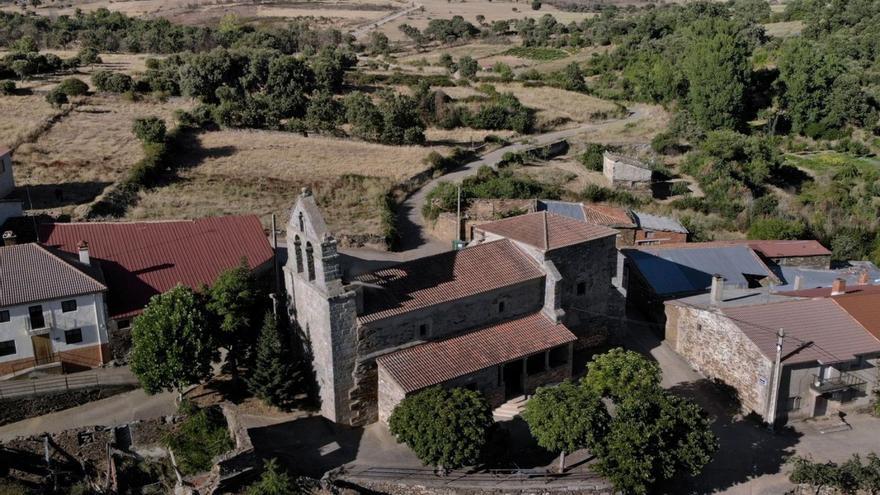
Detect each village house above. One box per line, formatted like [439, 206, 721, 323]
[664, 277, 880, 425]
[602, 152, 652, 189]
[0, 242, 110, 377]
[0, 148, 23, 227]
[39, 216, 274, 355]
[284, 189, 619, 426]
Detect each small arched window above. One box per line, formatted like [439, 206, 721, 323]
[298, 212, 305, 232]
[305, 242, 316, 281]
[293, 236, 303, 273]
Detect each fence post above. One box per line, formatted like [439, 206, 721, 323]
[65, 376, 69, 392]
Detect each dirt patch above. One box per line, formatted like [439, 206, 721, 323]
[0, 385, 135, 427]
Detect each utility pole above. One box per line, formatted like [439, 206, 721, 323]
[456, 184, 462, 246]
[766, 328, 785, 430]
[271, 214, 281, 294]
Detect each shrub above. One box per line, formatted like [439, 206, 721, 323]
[92, 70, 133, 93]
[76, 47, 102, 65]
[531, 0, 542, 9]
[0, 80, 15, 95]
[669, 181, 691, 196]
[458, 56, 478, 78]
[132, 117, 167, 144]
[388, 386, 493, 469]
[164, 403, 234, 475]
[45, 88, 67, 107]
[651, 132, 681, 154]
[579, 143, 616, 171]
[56, 77, 89, 96]
[747, 217, 806, 240]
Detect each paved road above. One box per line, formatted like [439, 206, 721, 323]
[350, 2, 422, 39]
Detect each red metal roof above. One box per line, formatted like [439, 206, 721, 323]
[582, 204, 636, 228]
[39, 216, 273, 318]
[377, 312, 576, 393]
[356, 239, 543, 324]
[833, 293, 880, 342]
[476, 211, 617, 251]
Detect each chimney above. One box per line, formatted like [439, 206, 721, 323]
[793, 275, 804, 291]
[77, 240, 90, 266]
[858, 271, 870, 285]
[710, 274, 724, 305]
[831, 278, 846, 296]
[2, 230, 15, 246]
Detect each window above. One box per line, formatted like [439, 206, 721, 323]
[786, 396, 802, 412]
[0, 310, 8, 323]
[298, 212, 305, 232]
[28, 305, 45, 329]
[116, 319, 131, 329]
[293, 236, 304, 273]
[549, 345, 569, 368]
[418, 323, 429, 338]
[305, 242, 316, 282]
[576, 282, 586, 296]
[64, 328, 83, 344]
[0, 340, 15, 357]
[61, 300, 77, 313]
[526, 353, 546, 376]
[498, 301, 506, 313]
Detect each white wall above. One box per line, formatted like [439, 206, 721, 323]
[0, 153, 14, 199]
[0, 292, 108, 366]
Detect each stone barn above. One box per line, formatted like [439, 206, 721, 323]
[602, 152, 652, 189]
[284, 190, 620, 426]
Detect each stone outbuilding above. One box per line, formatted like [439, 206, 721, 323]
[665, 281, 880, 425]
[602, 152, 652, 189]
[284, 190, 620, 426]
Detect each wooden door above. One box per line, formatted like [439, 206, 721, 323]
[31, 334, 53, 365]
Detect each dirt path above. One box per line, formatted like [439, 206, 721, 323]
[350, 2, 422, 39]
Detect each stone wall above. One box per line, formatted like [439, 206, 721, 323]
[603, 154, 652, 188]
[769, 255, 831, 269]
[377, 362, 407, 424]
[665, 304, 773, 417]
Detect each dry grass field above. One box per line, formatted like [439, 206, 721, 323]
[763, 20, 804, 38]
[127, 130, 447, 242]
[0, 95, 63, 150]
[12, 95, 189, 216]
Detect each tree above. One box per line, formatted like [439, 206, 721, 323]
[531, 0, 542, 10]
[248, 313, 299, 408]
[207, 260, 262, 373]
[306, 90, 344, 132]
[747, 218, 805, 240]
[581, 348, 661, 401]
[522, 381, 610, 472]
[246, 458, 296, 495]
[12, 35, 38, 54]
[457, 56, 478, 78]
[130, 285, 216, 398]
[344, 91, 384, 141]
[265, 55, 315, 117]
[57, 77, 88, 96]
[0, 80, 14, 95]
[132, 116, 167, 144]
[593, 392, 718, 494]
[45, 88, 67, 108]
[378, 92, 425, 145]
[388, 386, 493, 470]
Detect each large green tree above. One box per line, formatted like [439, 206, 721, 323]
[130, 284, 216, 397]
[247, 313, 300, 409]
[522, 381, 610, 472]
[581, 348, 661, 401]
[207, 260, 263, 373]
[593, 391, 719, 494]
[680, 18, 752, 131]
[388, 386, 493, 470]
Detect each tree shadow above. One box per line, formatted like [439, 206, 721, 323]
[668, 379, 801, 493]
[480, 417, 557, 470]
[18, 181, 113, 209]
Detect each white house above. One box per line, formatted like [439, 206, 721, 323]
[0, 148, 23, 227]
[0, 241, 109, 378]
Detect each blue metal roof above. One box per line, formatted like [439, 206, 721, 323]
[625, 245, 772, 296]
[536, 200, 585, 222]
[632, 210, 688, 234]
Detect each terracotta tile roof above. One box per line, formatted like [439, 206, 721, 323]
[833, 293, 880, 341]
[377, 312, 576, 393]
[476, 212, 617, 251]
[356, 240, 543, 324]
[582, 204, 636, 228]
[39, 216, 273, 318]
[0, 243, 106, 307]
[722, 298, 880, 365]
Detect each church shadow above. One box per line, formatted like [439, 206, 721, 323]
[667, 379, 801, 493]
[247, 416, 364, 478]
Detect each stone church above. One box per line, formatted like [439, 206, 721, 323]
[284, 189, 620, 426]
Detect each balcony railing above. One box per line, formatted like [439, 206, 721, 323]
[811, 372, 867, 394]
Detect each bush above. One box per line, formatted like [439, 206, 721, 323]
[747, 217, 806, 240]
[388, 386, 493, 469]
[45, 88, 67, 107]
[0, 80, 15, 95]
[531, 0, 542, 9]
[92, 70, 133, 93]
[56, 77, 89, 96]
[580, 184, 645, 207]
[458, 56, 478, 78]
[651, 132, 681, 154]
[164, 403, 234, 475]
[76, 47, 102, 65]
[579, 143, 616, 171]
[132, 117, 167, 144]
[669, 181, 691, 196]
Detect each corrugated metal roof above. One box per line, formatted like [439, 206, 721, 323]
[356, 239, 543, 324]
[632, 210, 688, 234]
[537, 200, 586, 222]
[0, 243, 106, 307]
[773, 264, 880, 292]
[39, 216, 273, 318]
[722, 298, 880, 365]
[834, 293, 880, 341]
[377, 312, 576, 393]
[624, 245, 773, 296]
